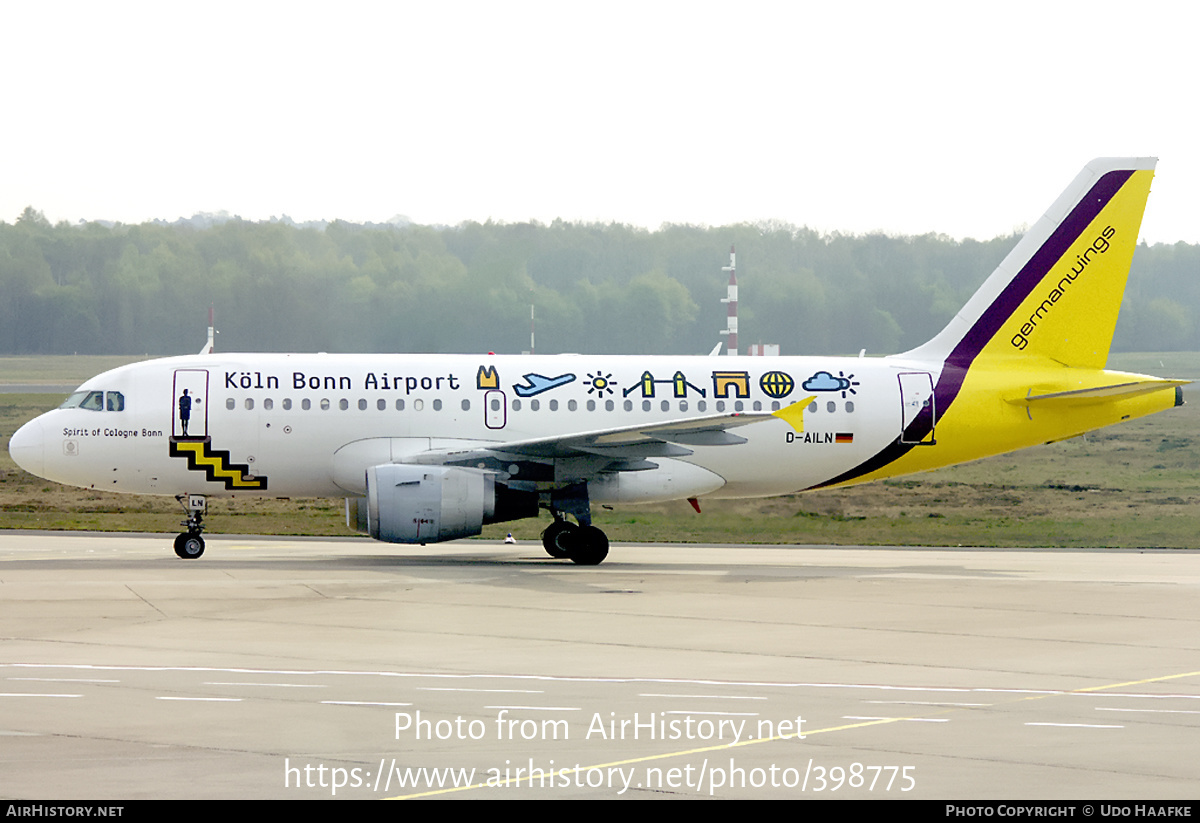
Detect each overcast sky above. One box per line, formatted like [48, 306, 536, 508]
[4, 0, 1196, 243]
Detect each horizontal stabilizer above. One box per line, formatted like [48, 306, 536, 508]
[1011, 379, 1189, 406]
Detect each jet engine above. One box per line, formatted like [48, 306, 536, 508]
[348, 464, 537, 544]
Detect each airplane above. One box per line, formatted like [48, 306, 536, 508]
[7, 158, 1187, 565]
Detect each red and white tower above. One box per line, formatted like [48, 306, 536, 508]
[719, 245, 737, 356]
[201, 306, 216, 354]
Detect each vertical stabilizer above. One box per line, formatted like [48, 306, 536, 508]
[904, 158, 1156, 370]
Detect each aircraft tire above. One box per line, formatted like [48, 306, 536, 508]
[541, 520, 575, 559]
[568, 526, 609, 566]
[174, 533, 205, 559]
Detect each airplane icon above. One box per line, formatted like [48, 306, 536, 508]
[512, 373, 577, 397]
[8, 159, 1185, 565]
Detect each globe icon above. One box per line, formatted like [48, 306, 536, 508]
[759, 371, 794, 398]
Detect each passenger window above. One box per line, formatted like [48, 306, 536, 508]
[302, 399, 312, 410]
[624, 400, 632, 412]
[846, 401, 855, 413]
[680, 400, 688, 412]
[264, 398, 273, 410]
[642, 400, 651, 412]
[568, 400, 577, 411]
[339, 399, 348, 410]
[531, 399, 540, 411]
[808, 401, 817, 413]
[716, 401, 725, 412]
[826, 401, 836, 413]
[605, 400, 614, 411]
[698, 400, 707, 412]
[358, 399, 367, 411]
[660, 400, 669, 412]
[512, 399, 521, 411]
[396, 399, 405, 411]
[735, 401, 744, 412]
[414, 399, 424, 411]
[377, 399, 386, 411]
[283, 398, 292, 410]
[461, 399, 470, 411]
[321, 399, 330, 410]
[490, 398, 500, 411]
[433, 399, 442, 411]
[549, 400, 559, 411]
[245, 398, 254, 410]
[226, 398, 235, 410]
[753, 401, 762, 411]
[586, 400, 595, 411]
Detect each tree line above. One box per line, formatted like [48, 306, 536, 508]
[1, 207, 1196, 356]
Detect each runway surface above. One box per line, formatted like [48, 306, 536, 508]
[1, 531, 1198, 799]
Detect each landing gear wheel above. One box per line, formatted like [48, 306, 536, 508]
[541, 520, 576, 559]
[568, 525, 609, 566]
[174, 533, 205, 559]
[174, 495, 207, 559]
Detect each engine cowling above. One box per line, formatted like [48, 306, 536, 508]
[351, 464, 537, 544]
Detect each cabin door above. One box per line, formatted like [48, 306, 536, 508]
[898, 372, 936, 445]
[172, 370, 209, 439]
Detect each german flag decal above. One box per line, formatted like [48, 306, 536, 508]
[169, 437, 268, 490]
[835, 432, 854, 444]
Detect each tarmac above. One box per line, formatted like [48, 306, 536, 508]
[2, 531, 1198, 799]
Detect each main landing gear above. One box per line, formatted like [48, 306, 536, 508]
[541, 514, 609, 566]
[174, 494, 206, 559]
[540, 484, 609, 565]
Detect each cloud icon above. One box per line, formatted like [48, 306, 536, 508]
[802, 371, 850, 392]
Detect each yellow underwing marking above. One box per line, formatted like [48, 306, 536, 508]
[771, 395, 816, 433]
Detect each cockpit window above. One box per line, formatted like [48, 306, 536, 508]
[59, 391, 89, 410]
[59, 390, 123, 411]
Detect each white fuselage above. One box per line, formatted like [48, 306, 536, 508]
[13, 352, 929, 501]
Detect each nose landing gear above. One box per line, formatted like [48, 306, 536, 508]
[173, 494, 207, 559]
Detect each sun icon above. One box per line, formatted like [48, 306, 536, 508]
[585, 371, 615, 396]
[838, 371, 860, 398]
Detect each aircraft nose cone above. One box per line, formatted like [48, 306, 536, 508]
[8, 417, 45, 478]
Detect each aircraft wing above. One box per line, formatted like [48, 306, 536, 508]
[501, 410, 776, 454]
[405, 410, 780, 481]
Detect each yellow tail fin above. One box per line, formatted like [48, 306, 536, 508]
[907, 158, 1156, 370]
